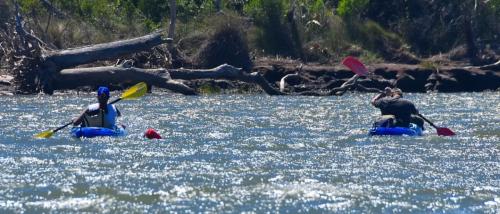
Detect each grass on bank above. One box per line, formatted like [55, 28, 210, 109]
[6, 0, 498, 67]
[6, 0, 406, 64]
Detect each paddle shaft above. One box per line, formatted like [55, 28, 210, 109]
[53, 121, 73, 133]
[417, 113, 439, 129]
[109, 98, 122, 104]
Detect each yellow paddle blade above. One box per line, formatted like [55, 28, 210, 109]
[121, 82, 147, 100]
[35, 130, 54, 139]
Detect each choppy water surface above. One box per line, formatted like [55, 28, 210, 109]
[0, 92, 498, 213]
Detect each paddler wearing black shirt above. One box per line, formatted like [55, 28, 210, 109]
[371, 87, 424, 129]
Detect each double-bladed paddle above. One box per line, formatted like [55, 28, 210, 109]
[341, 56, 456, 136]
[35, 82, 148, 139]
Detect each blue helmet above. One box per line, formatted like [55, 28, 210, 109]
[97, 86, 110, 97]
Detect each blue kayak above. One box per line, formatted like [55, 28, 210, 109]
[369, 123, 423, 136]
[71, 126, 127, 138]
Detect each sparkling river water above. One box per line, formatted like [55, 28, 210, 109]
[0, 92, 499, 213]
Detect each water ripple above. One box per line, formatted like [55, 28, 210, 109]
[0, 92, 498, 212]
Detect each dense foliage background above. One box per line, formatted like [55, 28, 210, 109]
[2, 0, 499, 64]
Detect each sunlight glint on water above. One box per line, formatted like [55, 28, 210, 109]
[0, 92, 498, 213]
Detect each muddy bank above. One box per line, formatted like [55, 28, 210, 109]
[247, 59, 500, 94]
[1, 60, 499, 95]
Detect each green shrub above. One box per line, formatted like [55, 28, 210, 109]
[358, 50, 383, 64]
[323, 15, 350, 59]
[199, 82, 221, 94]
[11, 0, 498, 62]
[490, 0, 500, 15]
[337, 0, 369, 18]
[244, 0, 297, 57]
[194, 17, 253, 71]
[343, 19, 408, 61]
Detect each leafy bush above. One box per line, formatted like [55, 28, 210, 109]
[364, 0, 500, 56]
[337, 0, 369, 18]
[244, 0, 297, 57]
[194, 17, 253, 71]
[9, 0, 499, 62]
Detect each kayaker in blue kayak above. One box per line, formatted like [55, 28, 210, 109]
[371, 87, 424, 129]
[72, 86, 121, 128]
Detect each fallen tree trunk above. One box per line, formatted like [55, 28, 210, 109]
[52, 64, 286, 95]
[43, 31, 170, 69]
[38, 31, 173, 94]
[169, 64, 286, 95]
[53, 63, 378, 96]
[53, 64, 196, 95]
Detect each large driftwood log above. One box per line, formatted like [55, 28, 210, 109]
[52, 64, 286, 95]
[39, 31, 172, 94]
[169, 64, 285, 95]
[54, 64, 196, 95]
[43, 31, 170, 69]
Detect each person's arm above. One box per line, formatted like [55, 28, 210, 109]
[371, 87, 392, 106]
[72, 108, 100, 125]
[72, 109, 88, 126]
[371, 93, 385, 106]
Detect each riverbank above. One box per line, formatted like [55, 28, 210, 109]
[1, 0, 499, 96]
[0, 58, 499, 96]
[252, 58, 500, 93]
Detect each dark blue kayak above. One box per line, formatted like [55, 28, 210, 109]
[369, 123, 423, 136]
[71, 126, 127, 138]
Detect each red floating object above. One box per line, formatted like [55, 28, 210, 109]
[144, 128, 162, 139]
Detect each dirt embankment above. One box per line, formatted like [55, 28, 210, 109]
[1, 58, 499, 95]
[248, 59, 500, 94]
